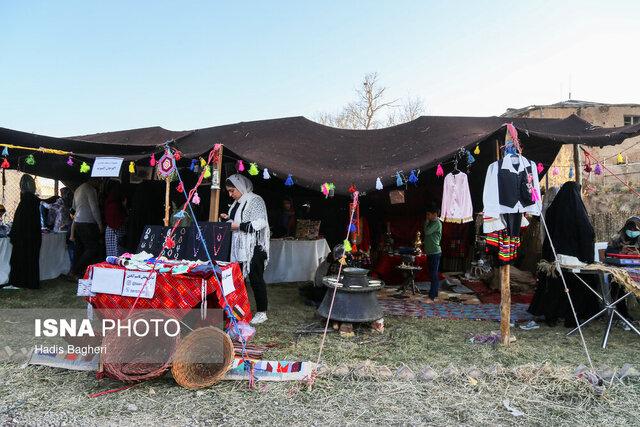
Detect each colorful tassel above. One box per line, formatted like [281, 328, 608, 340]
[285, 174, 294, 186]
[25, 154, 35, 166]
[349, 223, 357, 233]
[376, 177, 383, 190]
[584, 163, 592, 173]
[594, 163, 603, 175]
[173, 150, 181, 161]
[192, 191, 201, 205]
[1, 147, 7, 157]
[200, 157, 206, 168]
[396, 172, 403, 187]
[128, 161, 135, 173]
[348, 184, 357, 193]
[66, 156, 74, 166]
[248, 163, 259, 176]
[165, 236, 176, 249]
[466, 151, 475, 165]
[177, 182, 184, 193]
[203, 165, 212, 179]
[237, 160, 245, 172]
[1, 158, 9, 169]
[80, 162, 90, 173]
[474, 145, 480, 155]
[436, 164, 444, 177]
[321, 183, 330, 198]
[343, 239, 352, 253]
[173, 210, 186, 219]
[263, 168, 271, 179]
[537, 163, 544, 174]
[568, 166, 574, 179]
[408, 170, 419, 185]
[552, 166, 559, 176]
[616, 153, 624, 165]
[531, 188, 541, 203]
[150, 153, 156, 167]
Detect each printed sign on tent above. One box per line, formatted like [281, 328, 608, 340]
[91, 157, 124, 177]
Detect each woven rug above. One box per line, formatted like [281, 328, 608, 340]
[379, 299, 533, 322]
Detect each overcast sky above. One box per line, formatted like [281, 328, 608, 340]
[2, 0, 639, 136]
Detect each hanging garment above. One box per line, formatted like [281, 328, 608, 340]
[482, 154, 542, 217]
[440, 172, 473, 223]
[485, 213, 525, 265]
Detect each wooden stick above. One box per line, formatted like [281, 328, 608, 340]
[500, 264, 511, 345]
[208, 146, 224, 222]
[164, 176, 170, 226]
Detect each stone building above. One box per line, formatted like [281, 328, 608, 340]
[502, 100, 640, 188]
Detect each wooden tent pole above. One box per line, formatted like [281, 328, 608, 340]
[208, 146, 224, 222]
[164, 176, 170, 226]
[496, 137, 511, 346]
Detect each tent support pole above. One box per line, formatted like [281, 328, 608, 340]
[496, 137, 511, 346]
[164, 177, 170, 226]
[573, 144, 582, 184]
[208, 146, 224, 222]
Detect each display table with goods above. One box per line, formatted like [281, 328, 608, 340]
[0, 232, 70, 284]
[264, 238, 331, 284]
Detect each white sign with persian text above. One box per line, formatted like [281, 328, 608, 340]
[91, 157, 124, 177]
[122, 271, 157, 299]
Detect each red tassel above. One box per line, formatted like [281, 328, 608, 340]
[173, 150, 182, 161]
[1, 158, 9, 169]
[348, 184, 357, 193]
[177, 182, 184, 193]
[165, 236, 176, 249]
[150, 153, 156, 167]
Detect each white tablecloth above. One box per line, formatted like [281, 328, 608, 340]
[0, 233, 71, 284]
[264, 239, 331, 284]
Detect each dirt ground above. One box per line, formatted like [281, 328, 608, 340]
[0, 279, 639, 426]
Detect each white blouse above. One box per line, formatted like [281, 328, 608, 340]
[440, 172, 474, 223]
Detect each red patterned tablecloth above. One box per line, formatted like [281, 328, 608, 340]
[87, 262, 252, 323]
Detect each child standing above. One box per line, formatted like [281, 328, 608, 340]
[424, 206, 442, 302]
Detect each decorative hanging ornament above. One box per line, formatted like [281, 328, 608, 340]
[150, 153, 157, 167]
[156, 153, 177, 178]
[616, 153, 625, 165]
[237, 160, 245, 172]
[348, 184, 357, 193]
[192, 191, 201, 205]
[552, 166, 559, 176]
[436, 164, 444, 177]
[343, 239, 352, 253]
[199, 157, 206, 168]
[165, 235, 176, 249]
[349, 223, 357, 233]
[584, 163, 592, 173]
[568, 166, 574, 179]
[203, 165, 212, 179]
[248, 163, 259, 176]
[128, 161, 135, 173]
[173, 210, 186, 219]
[376, 177, 383, 190]
[285, 174, 294, 186]
[66, 156, 74, 167]
[173, 150, 182, 161]
[474, 145, 480, 155]
[189, 159, 197, 172]
[25, 154, 35, 166]
[466, 151, 475, 165]
[176, 182, 184, 193]
[80, 162, 91, 173]
[396, 172, 403, 187]
[594, 163, 603, 175]
[408, 170, 419, 185]
[1, 147, 8, 157]
[1, 158, 9, 169]
[321, 183, 330, 198]
[537, 162, 544, 174]
[263, 168, 271, 179]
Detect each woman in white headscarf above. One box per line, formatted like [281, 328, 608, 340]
[220, 174, 270, 324]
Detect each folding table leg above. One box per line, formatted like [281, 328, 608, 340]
[602, 309, 616, 349]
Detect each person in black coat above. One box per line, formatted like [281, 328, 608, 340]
[8, 175, 42, 289]
[528, 181, 600, 326]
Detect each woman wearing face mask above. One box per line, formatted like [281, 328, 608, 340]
[219, 174, 270, 325]
[607, 217, 640, 255]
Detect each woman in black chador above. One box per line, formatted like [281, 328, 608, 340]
[528, 181, 599, 326]
[8, 175, 42, 289]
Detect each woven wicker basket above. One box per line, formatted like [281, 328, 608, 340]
[171, 326, 234, 389]
[102, 310, 179, 383]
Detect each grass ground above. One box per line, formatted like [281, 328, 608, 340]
[0, 278, 639, 426]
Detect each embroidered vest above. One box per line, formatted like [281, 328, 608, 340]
[497, 159, 534, 209]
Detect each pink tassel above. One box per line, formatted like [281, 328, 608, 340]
[237, 160, 245, 172]
[436, 164, 444, 177]
[537, 162, 544, 174]
[531, 188, 541, 203]
[150, 153, 156, 167]
[552, 166, 559, 176]
[192, 191, 201, 205]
